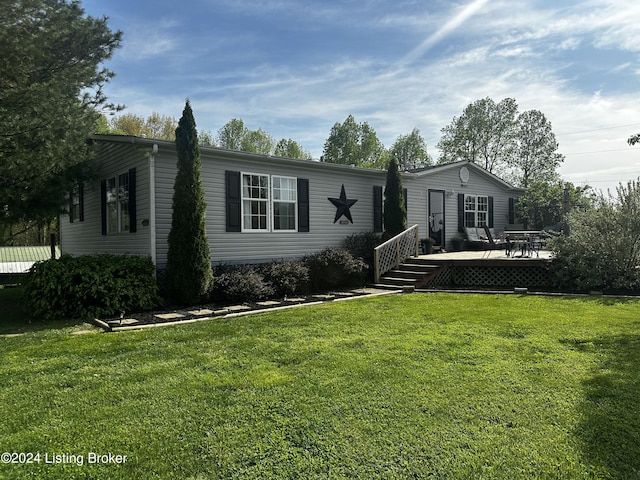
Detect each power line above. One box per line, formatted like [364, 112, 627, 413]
[563, 147, 636, 156]
[557, 123, 640, 136]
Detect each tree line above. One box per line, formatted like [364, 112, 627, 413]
[2, 0, 638, 245]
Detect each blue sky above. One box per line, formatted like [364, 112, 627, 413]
[83, 0, 640, 193]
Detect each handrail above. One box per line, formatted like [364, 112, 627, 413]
[373, 225, 419, 283]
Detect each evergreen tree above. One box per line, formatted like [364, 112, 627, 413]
[0, 0, 122, 233]
[383, 157, 407, 238]
[165, 101, 213, 305]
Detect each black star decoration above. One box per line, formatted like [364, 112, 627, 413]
[328, 184, 358, 223]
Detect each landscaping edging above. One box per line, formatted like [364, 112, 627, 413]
[93, 288, 401, 332]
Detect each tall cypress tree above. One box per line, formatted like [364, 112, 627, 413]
[165, 100, 213, 305]
[383, 157, 407, 238]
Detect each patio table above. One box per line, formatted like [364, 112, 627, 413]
[505, 231, 545, 258]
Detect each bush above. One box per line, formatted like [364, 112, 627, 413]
[24, 254, 160, 321]
[342, 231, 383, 267]
[304, 248, 368, 291]
[212, 265, 275, 303]
[549, 180, 640, 291]
[260, 260, 310, 297]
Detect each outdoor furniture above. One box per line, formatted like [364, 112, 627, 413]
[464, 227, 500, 250]
[464, 226, 509, 253]
[482, 225, 510, 257]
[504, 230, 545, 258]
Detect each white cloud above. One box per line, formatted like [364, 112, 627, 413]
[118, 18, 181, 59]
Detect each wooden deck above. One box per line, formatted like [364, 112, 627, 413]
[417, 249, 552, 262]
[378, 250, 553, 290]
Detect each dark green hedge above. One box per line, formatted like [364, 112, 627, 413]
[24, 254, 160, 321]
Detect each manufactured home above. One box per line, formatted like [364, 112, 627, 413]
[60, 134, 525, 269]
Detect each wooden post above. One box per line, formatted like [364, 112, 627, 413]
[374, 248, 380, 284]
[50, 234, 56, 259]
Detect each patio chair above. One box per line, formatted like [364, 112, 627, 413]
[483, 225, 510, 257]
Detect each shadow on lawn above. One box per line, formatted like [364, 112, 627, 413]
[0, 286, 91, 335]
[572, 332, 640, 477]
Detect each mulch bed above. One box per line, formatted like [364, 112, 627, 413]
[95, 288, 397, 332]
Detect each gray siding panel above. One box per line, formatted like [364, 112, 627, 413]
[63, 136, 524, 268]
[404, 166, 521, 249]
[59, 143, 151, 259]
[154, 152, 386, 267]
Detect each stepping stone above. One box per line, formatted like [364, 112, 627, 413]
[188, 309, 214, 316]
[107, 318, 140, 326]
[312, 294, 335, 301]
[226, 305, 251, 312]
[285, 297, 306, 302]
[335, 292, 356, 297]
[256, 300, 281, 307]
[154, 313, 185, 320]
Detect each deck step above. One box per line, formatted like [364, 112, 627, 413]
[378, 261, 443, 289]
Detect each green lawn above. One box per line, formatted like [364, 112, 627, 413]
[1, 293, 639, 479]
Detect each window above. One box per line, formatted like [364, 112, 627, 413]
[464, 194, 489, 227]
[105, 173, 130, 233]
[241, 173, 297, 232]
[242, 174, 269, 230]
[69, 183, 83, 223]
[272, 176, 297, 231]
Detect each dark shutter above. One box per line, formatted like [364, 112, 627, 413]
[69, 190, 74, 223]
[100, 180, 107, 235]
[128, 168, 137, 233]
[297, 178, 309, 232]
[373, 186, 383, 233]
[458, 193, 465, 232]
[225, 171, 241, 232]
[78, 182, 84, 222]
[403, 188, 408, 214]
[508, 197, 516, 224]
[488, 196, 494, 228]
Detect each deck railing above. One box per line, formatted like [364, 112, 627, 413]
[373, 225, 419, 283]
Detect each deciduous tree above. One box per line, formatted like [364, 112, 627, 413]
[217, 118, 249, 150]
[389, 128, 431, 171]
[165, 101, 213, 305]
[274, 138, 312, 160]
[516, 181, 593, 230]
[437, 97, 518, 173]
[322, 115, 388, 169]
[509, 110, 564, 188]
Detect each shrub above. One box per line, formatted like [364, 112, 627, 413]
[304, 248, 368, 291]
[342, 231, 383, 266]
[24, 254, 160, 321]
[549, 180, 640, 291]
[212, 265, 275, 303]
[260, 260, 310, 297]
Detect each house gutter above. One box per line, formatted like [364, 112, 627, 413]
[149, 144, 158, 272]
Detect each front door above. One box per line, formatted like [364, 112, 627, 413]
[429, 190, 445, 249]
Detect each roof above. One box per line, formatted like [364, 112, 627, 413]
[91, 134, 525, 191]
[409, 160, 526, 193]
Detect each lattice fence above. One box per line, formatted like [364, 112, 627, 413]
[423, 265, 551, 288]
[374, 225, 419, 282]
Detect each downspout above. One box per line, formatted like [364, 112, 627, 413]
[149, 144, 158, 274]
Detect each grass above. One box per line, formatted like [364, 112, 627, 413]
[1, 293, 639, 479]
[0, 287, 89, 336]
